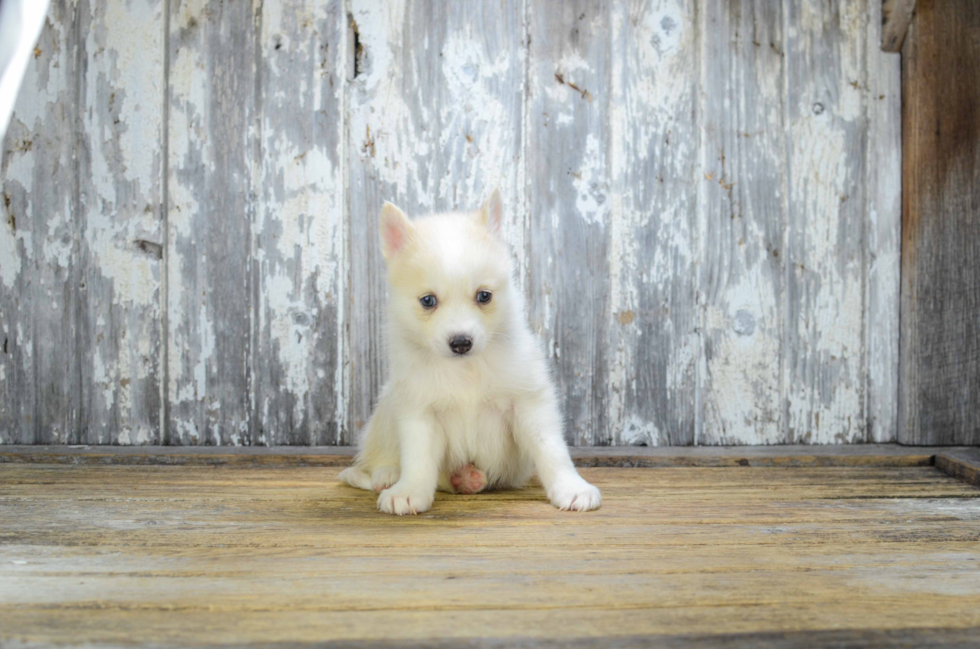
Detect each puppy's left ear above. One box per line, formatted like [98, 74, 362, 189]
[478, 188, 503, 238]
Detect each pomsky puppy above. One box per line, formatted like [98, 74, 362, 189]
[339, 190, 602, 515]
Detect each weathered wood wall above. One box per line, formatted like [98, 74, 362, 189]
[899, 0, 980, 445]
[0, 0, 901, 446]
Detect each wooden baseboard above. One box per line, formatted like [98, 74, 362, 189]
[1, 444, 978, 486]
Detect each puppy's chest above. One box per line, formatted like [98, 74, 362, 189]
[434, 400, 513, 454]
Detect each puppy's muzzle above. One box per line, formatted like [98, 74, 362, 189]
[449, 335, 473, 356]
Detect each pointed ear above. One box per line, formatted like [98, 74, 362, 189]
[379, 202, 413, 260]
[478, 188, 503, 237]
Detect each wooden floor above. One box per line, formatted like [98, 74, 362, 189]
[2, 461, 980, 647]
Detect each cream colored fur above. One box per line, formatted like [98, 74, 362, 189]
[339, 191, 601, 515]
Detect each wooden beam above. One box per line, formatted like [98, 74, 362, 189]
[935, 448, 980, 486]
[900, 0, 980, 445]
[9, 446, 980, 490]
[882, 0, 916, 51]
[0, 444, 962, 469]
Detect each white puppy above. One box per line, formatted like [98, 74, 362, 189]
[339, 191, 601, 515]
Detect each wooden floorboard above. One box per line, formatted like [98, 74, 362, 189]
[1, 464, 979, 647]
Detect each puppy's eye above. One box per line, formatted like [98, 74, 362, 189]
[419, 295, 438, 309]
[476, 290, 492, 304]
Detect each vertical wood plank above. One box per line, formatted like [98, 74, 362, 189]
[900, 0, 980, 445]
[783, 0, 868, 443]
[166, 0, 256, 445]
[698, 0, 787, 444]
[0, 1, 77, 444]
[881, 0, 917, 52]
[613, 0, 700, 446]
[75, 0, 165, 444]
[253, 0, 345, 445]
[865, 0, 901, 443]
[525, 0, 611, 446]
[1, 0, 907, 448]
[345, 0, 526, 441]
[527, 0, 699, 446]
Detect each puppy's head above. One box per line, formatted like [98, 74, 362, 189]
[379, 190, 513, 360]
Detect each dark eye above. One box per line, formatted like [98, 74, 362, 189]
[476, 290, 492, 304]
[419, 295, 437, 309]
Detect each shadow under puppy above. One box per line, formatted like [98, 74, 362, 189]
[340, 191, 601, 515]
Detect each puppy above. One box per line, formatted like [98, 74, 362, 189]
[339, 191, 601, 515]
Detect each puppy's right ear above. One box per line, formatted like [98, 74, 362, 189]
[379, 202, 413, 260]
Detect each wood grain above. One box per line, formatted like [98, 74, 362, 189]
[698, 0, 786, 444]
[525, 0, 612, 445]
[0, 463, 978, 646]
[0, 1, 904, 447]
[899, 0, 980, 445]
[18, 628, 961, 649]
[865, 0, 903, 443]
[881, 0, 917, 52]
[253, 0, 346, 445]
[345, 0, 526, 441]
[166, 0, 257, 445]
[0, 443, 962, 469]
[783, 1, 869, 444]
[526, 0, 699, 445]
[75, 0, 166, 444]
[698, 0, 901, 445]
[935, 448, 980, 487]
[0, 2, 75, 444]
[613, 0, 699, 446]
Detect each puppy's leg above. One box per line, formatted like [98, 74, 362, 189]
[377, 412, 443, 515]
[512, 392, 601, 511]
[371, 465, 400, 492]
[340, 392, 400, 492]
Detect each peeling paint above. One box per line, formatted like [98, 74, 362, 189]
[780, 0, 871, 444]
[0, 203, 22, 289]
[0, 0, 901, 446]
[345, 0, 525, 441]
[254, 0, 346, 444]
[73, 0, 166, 444]
[572, 134, 609, 227]
[1, 2, 76, 443]
[621, 415, 661, 447]
[166, 0, 256, 445]
[864, 0, 901, 443]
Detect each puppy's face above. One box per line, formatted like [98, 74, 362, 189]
[379, 191, 512, 360]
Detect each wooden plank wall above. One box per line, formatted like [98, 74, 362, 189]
[0, 0, 902, 446]
[899, 0, 980, 445]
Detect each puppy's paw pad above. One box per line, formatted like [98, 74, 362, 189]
[377, 487, 433, 515]
[371, 466, 400, 493]
[549, 477, 602, 512]
[450, 463, 487, 494]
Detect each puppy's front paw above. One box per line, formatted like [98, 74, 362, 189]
[377, 483, 434, 515]
[548, 476, 602, 512]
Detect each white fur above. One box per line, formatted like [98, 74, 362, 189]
[339, 190, 601, 515]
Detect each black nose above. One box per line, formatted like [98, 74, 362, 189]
[449, 335, 473, 355]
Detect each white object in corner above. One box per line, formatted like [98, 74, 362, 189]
[0, 0, 51, 152]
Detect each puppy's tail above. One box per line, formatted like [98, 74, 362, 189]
[338, 466, 373, 491]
